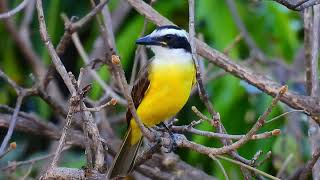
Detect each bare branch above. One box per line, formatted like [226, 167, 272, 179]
[0, 0, 30, 19]
[255, 151, 272, 167]
[36, 0, 76, 94]
[67, 27, 126, 105]
[84, 98, 117, 112]
[226, 0, 267, 62]
[55, 0, 108, 56]
[47, 95, 78, 170]
[175, 86, 286, 157]
[0, 69, 22, 93]
[43, 167, 105, 179]
[0, 95, 24, 154]
[210, 155, 229, 180]
[266, 109, 307, 124]
[276, 153, 294, 178]
[129, 0, 155, 86]
[304, 4, 320, 179]
[2, 146, 70, 171]
[215, 155, 280, 180]
[171, 125, 281, 140]
[223, 34, 243, 55]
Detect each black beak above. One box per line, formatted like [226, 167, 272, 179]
[136, 35, 165, 46]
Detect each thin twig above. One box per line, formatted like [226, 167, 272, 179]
[20, 0, 35, 32]
[223, 34, 243, 55]
[255, 151, 272, 167]
[55, 0, 108, 56]
[0, 0, 30, 19]
[84, 98, 117, 112]
[48, 95, 78, 169]
[226, 0, 267, 62]
[21, 164, 34, 180]
[172, 125, 280, 140]
[175, 86, 286, 157]
[222, 86, 287, 151]
[266, 109, 307, 124]
[68, 0, 109, 33]
[0, 69, 22, 93]
[89, 0, 116, 52]
[250, 150, 263, 166]
[67, 24, 126, 105]
[1, 146, 70, 171]
[36, 0, 76, 94]
[276, 153, 294, 177]
[129, 0, 155, 85]
[216, 155, 280, 180]
[209, 155, 229, 180]
[0, 95, 24, 154]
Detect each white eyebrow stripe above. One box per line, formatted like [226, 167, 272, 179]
[150, 28, 189, 39]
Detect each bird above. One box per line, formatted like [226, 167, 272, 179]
[107, 25, 196, 179]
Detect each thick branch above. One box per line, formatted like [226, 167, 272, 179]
[304, 4, 320, 179]
[43, 167, 105, 179]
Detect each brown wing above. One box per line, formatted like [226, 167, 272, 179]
[126, 62, 151, 125]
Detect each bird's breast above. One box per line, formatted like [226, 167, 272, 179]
[135, 59, 195, 127]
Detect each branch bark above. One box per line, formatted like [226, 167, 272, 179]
[0, 0, 30, 19]
[304, 4, 320, 179]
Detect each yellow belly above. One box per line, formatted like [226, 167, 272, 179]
[130, 61, 195, 144]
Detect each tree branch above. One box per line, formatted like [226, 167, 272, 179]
[0, 0, 30, 19]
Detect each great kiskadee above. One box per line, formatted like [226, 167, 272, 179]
[108, 25, 195, 179]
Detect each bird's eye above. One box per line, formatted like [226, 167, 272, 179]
[164, 34, 173, 40]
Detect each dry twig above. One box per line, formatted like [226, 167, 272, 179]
[0, 0, 30, 19]
[0, 69, 36, 154]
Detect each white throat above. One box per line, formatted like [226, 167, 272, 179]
[150, 46, 192, 65]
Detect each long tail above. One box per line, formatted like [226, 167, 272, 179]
[107, 127, 142, 179]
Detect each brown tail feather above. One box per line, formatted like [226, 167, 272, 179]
[107, 127, 142, 179]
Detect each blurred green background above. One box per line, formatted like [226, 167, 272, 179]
[0, 0, 310, 179]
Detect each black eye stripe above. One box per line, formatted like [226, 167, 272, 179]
[162, 35, 191, 53]
[152, 34, 191, 53]
[164, 34, 173, 39]
[155, 35, 174, 42]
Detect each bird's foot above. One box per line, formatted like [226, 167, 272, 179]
[164, 133, 178, 153]
[160, 122, 177, 153]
